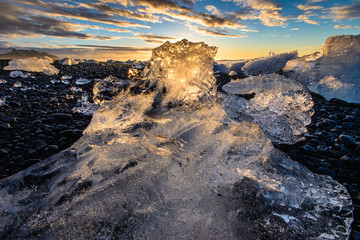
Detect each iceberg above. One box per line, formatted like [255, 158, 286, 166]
[222, 74, 314, 144]
[0, 40, 352, 240]
[5, 57, 59, 75]
[60, 57, 79, 66]
[242, 51, 298, 76]
[284, 34, 360, 103]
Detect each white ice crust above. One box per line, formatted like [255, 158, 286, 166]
[5, 57, 59, 75]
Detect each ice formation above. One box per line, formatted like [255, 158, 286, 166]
[0, 40, 352, 240]
[93, 75, 129, 105]
[284, 34, 360, 103]
[222, 74, 314, 143]
[9, 70, 30, 78]
[60, 57, 79, 65]
[242, 51, 298, 76]
[75, 78, 92, 85]
[141, 39, 217, 103]
[72, 94, 98, 116]
[5, 57, 59, 75]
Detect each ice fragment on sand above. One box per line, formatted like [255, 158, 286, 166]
[75, 78, 91, 85]
[9, 70, 30, 78]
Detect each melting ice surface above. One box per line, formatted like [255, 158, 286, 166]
[222, 74, 314, 144]
[0, 40, 353, 239]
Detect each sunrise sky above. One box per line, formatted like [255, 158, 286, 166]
[1, 0, 360, 61]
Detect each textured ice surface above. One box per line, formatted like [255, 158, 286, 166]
[284, 35, 360, 103]
[93, 75, 129, 105]
[0, 40, 352, 240]
[72, 94, 98, 116]
[222, 74, 314, 144]
[5, 57, 59, 75]
[242, 51, 298, 76]
[142, 39, 217, 104]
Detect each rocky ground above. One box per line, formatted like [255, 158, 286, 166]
[0, 60, 360, 239]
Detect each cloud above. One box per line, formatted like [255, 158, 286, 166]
[129, 33, 177, 43]
[306, 0, 327, 3]
[205, 5, 221, 15]
[86, 3, 161, 23]
[330, 1, 360, 20]
[0, 2, 94, 39]
[14, 0, 150, 28]
[76, 45, 153, 51]
[297, 5, 323, 11]
[334, 25, 360, 29]
[196, 28, 247, 37]
[290, 28, 300, 30]
[144, 39, 165, 43]
[230, 0, 288, 26]
[297, 15, 319, 25]
[134, 34, 177, 40]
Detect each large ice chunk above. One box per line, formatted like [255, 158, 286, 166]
[284, 34, 360, 103]
[4, 57, 59, 75]
[0, 40, 352, 240]
[222, 74, 314, 143]
[242, 51, 298, 76]
[142, 39, 217, 103]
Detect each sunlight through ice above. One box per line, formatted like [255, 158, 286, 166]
[0, 39, 353, 240]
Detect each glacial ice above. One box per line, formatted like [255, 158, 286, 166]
[242, 51, 298, 76]
[0, 40, 353, 240]
[60, 57, 79, 65]
[5, 57, 59, 75]
[92, 75, 129, 105]
[141, 39, 217, 104]
[75, 78, 92, 85]
[222, 74, 314, 143]
[284, 34, 360, 103]
[72, 94, 98, 116]
[9, 70, 30, 78]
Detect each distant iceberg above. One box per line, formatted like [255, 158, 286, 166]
[4, 57, 59, 75]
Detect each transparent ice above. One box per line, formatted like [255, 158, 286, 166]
[284, 34, 360, 103]
[5, 57, 59, 75]
[0, 40, 352, 240]
[222, 74, 314, 144]
[242, 51, 298, 76]
[75, 78, 92, 85]
[9, 70, 30, 78]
